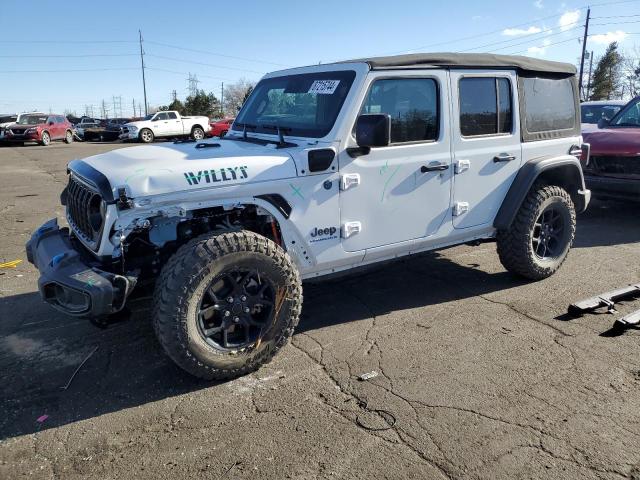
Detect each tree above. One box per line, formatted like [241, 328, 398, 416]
[223, 79, 255, 117]
[184, 90, 220, 118]
[589, 42, 623, 100]
[621, 46, 640, 98]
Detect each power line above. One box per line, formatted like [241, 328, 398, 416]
[0, 53, 137, 58]
[145, 53, 266, 74]
[0, 67, 138, 73]
[0, 40, 136, 44]
[463, 25, 583, 53]
[145, 66, 233, 81]
[144, 40, 290, 67]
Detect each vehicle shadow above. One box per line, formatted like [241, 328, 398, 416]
[573, 198, 640, 248]
[0, 195, 636, 440]
[0, 252, 525, 441]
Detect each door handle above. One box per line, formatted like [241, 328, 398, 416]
[493, 153, 516, 163]
[421, 163, 449, 173]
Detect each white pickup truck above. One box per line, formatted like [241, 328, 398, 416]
[119, 111, 210, 143]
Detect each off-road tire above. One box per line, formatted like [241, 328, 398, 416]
[497, 184, 576, 280]
[64, 130, 73, 144]
[191, 126, 205, 140]
[139, 128, 154, 143]
[40, 131, 50, 146]
[153, 230, 302, 380]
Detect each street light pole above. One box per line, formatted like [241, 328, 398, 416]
[139, 30, 148, 116]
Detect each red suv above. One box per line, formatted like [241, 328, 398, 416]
[208, 118, 234, 137]
[3, 114, 74, 146]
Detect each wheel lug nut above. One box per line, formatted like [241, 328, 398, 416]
[241, 296, 247, 301]
[233, 317, 240, 323]
[227, 297, 234, 303]
[224, 311, 231, 317]
[244, 307, 250, 313]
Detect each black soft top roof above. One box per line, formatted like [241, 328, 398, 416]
[341, 52, 576, 75]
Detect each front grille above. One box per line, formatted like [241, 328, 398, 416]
[66, 175, 102, 247]
[590, 156, 640, 176]
[121, 127, 129, 134]
[10, 128, 26, 134]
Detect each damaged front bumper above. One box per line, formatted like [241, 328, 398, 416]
[26, 218, 137, 318]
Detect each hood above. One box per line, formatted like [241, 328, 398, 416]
[583, 127, 640, 156]
[76, 139, 298, 198]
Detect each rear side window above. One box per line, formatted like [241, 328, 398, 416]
[459, 77, 513, 136]
[522, 77, 575, 133]
[167, 112, 177, 119]
[361, 78, 439, 143]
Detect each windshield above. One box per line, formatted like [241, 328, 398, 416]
[581, 104, 623, 124]
[233, 70, 356, 138]
[610, 98, 640, 127]
[144, 114, 154, 121]
[17, 115, 47, 125]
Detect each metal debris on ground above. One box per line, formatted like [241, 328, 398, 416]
[61, 345, 99, 390]
[568, 283, 640, 315]
[358, 371, 379, 381]
[615, 309, 640, 328]
[0, 259, 22, 269]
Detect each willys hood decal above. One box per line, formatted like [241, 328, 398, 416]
[76, 139, 298, 198]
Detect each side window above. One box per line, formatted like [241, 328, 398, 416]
[522, 77, 575, 132]
[459, 77, 513, 137]
[361, 78, 439, 143]
[167, 112, 178, 119]
[155, 112, 168, 121]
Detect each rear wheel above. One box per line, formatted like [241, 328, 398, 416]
[40, 131, 50, 146]
[64, 130, 73, 144]
[153, 230, 302, 380]
[219, 130, 227, 138]
[191, 126, 205, 140]
[497, 184, 575, 280]
[139, 128, 154, 143]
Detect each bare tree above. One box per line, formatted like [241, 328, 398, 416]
[621, 45, 640, 99]
[223, 79, 256, 117]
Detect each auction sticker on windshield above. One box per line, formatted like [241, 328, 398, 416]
[308, 80, 340, 95]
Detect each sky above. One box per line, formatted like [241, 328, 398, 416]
[0, 0, 638, 117]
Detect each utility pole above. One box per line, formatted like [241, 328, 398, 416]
[132, 99, 136, 117]
[187, 73, 200, 97]
[139, 30, 148, 116]
[220, 82, 224, 118]
[171, 90, 177, 102]
[578, 7, 590, 98]
[586, 50, 594, 100]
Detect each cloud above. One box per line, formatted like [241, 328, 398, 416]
[558, 10, 580, 32]
[534, 0, 544, 8]
[527, 38, 552, 56]
[590, 30, 627, 44]
[503, 26, 543, 36]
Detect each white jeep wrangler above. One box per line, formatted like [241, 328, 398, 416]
[27, 53, 590, 379]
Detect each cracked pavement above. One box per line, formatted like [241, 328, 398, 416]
[1, 142, 640, 479]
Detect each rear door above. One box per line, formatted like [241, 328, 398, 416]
[449, 70, 522, 229]
[167, 112, 183, 134]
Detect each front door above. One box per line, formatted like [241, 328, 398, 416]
[340, 72, 453, 252]
[152, 112, 172, 136]
[449, 70, 522, 229]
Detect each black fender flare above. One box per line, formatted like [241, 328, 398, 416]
[493, 155, 591, 230]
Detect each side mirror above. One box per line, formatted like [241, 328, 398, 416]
[355, 114, 391, 148]
[597, 118, 609, 129]
[48, 121, 54, 126]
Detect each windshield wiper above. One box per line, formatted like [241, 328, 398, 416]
[234, 122, 257, 140]
[260, 124, 296, 148]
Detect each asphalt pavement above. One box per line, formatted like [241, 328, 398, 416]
[1, 142, 640, 479]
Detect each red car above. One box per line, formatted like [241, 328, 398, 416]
[3, 113, 74, 146]
[582, 96, 640, 201]
[208, 118, 234, 137]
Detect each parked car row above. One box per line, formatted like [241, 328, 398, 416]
[1, 112, 236, 146]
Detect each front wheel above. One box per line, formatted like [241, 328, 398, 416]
[153, 231, 302, 380]
[64, 130, 73, 144]
[139, 128, 154, 143]
[497, 184, 576, 280]
[40, 131, 50, 146]
[191, 126, 205, 140]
